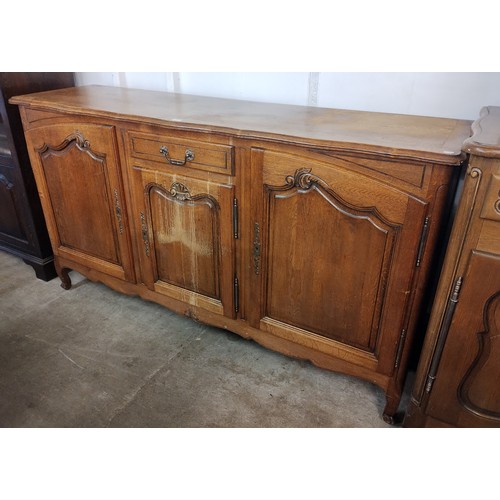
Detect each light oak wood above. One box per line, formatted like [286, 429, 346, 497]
[24, 122, 135, 283]
[11, 85, 470, 164]
[11, 85, 476, 423]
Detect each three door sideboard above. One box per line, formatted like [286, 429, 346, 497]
[11, 86, 477, 422]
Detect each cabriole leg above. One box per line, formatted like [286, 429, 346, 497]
[56, 266, 72, 290]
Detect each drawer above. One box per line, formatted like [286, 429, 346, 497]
[127, 131, 234, 175]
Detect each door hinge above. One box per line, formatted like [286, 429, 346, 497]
[394, 328, 407, 369]
[233, 276, 239, 313]
[425, 276, 463, 394]
[233, 198, 239, 239]
[416, 216, 430, 267]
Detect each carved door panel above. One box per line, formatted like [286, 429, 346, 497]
[426, 251, 500, 427]
[25, 124, 134, 281]
[249, 149, 428, 375]
[131, 166, 236, 319]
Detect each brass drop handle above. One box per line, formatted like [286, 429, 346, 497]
[159, 146, 195, 166]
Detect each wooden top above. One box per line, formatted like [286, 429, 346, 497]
[11, 85, 473, 164]
[463, 106, 500, 158]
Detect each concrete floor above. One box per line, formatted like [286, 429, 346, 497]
[0, 251, 412, 427]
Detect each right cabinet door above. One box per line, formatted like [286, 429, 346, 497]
[249, 148, 429, 375]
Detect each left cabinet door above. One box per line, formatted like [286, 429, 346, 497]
[25, 123, 134, 282]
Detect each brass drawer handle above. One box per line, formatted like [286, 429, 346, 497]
[159, 146, 195, 166]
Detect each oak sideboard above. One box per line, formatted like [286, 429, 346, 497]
[11, 86, 476, 423]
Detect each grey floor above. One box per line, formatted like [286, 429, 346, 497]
[0, 250, 412, 427]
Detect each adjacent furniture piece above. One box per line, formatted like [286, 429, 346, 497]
[11, 86, 472, 422]
[404, 107, 500, 427]
[0, 73, 74, 280]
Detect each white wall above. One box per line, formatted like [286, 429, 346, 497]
[75, 72, 500, 120]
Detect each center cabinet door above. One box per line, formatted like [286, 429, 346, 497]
[129, 162, 236, 319]
[248, 148, 429, 375]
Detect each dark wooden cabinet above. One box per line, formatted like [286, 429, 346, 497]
[11, 86, 475, 422]
[405, 107, 500, 427]
[0, 73, 74, 280]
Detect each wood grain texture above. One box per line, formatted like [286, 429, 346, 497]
[128, 130, 233, 175]
[24, 121, 135, 282]
[148, 183, 220, 298]
[13, 89, 481, 423]
[38, 132, 119, 263]
[426, 252, 500, 426]
[263, 167, 397, 351]
[248, 141, 432, 420]
[127, 161, 236, 319]
[11, 85, 470, 165]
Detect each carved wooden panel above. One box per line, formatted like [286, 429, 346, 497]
[37, 131, 119, 264]
[251, 148, 430, 384]
[146, 181, 221, 298]
[130, 163, 236, 318]
[459, 291, 500, 417]
[263, 167, 400, 351]
[427, 251, 500, 426]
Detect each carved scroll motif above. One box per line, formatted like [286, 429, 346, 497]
[169, 182, 192, 201]
[279, 167, 399, 231]
[70, 131, 91, 150]
[285, 168, 322, 190]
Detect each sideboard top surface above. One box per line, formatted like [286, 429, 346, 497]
[11, 85, 473, 164]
